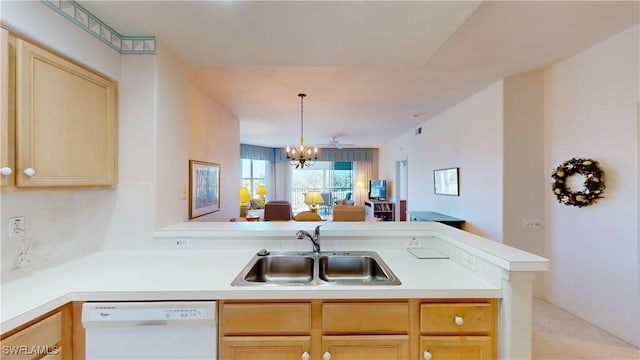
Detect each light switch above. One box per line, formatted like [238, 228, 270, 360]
[522, 218, 542, 229]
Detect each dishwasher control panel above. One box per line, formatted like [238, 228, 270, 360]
[82, 301, 216, 327]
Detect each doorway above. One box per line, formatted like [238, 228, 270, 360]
[395, 159, 408, 221]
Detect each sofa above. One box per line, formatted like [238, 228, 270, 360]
[332, 204, 365, 221]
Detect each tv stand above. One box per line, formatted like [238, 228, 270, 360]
[364, 200, 395, 221]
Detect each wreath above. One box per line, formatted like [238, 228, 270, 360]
[551, 157, 605, 207]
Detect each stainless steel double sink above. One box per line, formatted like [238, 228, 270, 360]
[231, 250, 401, 286]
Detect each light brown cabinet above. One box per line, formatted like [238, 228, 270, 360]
[0, 304, 73, 360]
[322, 335, 410, 359]
[218, 302, 312, 360]
[220, 337, 312, 360]
[1, 28, 14, 188]
[420, 301, 497, 360]
[220, 299, 496, 360]
[321, 302, 410, 359]
[1, 30, 117, 190]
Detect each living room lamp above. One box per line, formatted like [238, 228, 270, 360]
[304, 191, 324, 212]
[239, 186, 252, 217]
[286, 93, 318, 169]
[257, 184, 267, 201]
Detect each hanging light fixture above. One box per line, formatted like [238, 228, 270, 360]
[286, 93, 318, 169]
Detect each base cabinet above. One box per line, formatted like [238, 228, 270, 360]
[220, 336, 311, 360]
[420, 301, 496, 360]
[218, 302, 313, 360]
[322, 335, 409, 360]
[0, 304, 72, 360]
[219, 299, 496, 360]
[421, 336, 493, 360]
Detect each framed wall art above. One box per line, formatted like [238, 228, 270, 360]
[189, 160, 220, 219]
[434, 167, 459, 196]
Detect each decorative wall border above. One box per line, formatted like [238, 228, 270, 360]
[41, 0, 156, 55]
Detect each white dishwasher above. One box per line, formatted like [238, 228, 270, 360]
[82, 301, 217, 359]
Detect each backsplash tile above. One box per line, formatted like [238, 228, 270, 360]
[41, 0, 156, 55]
[1, 183, 154, 273]
[1, 191, 76, 272]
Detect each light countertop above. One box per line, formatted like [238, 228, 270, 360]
[2, 221, 549, 333]
[1, 247, 499, 332]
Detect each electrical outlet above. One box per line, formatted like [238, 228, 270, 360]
[174, 238, 191, 249]
[461, 252, 477, 272]
[407, 237, 422, 248]
[522, 218, 543, 229]
[9, 216, 25, 239]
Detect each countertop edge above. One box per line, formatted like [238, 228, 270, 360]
[2, 287, 502, 333]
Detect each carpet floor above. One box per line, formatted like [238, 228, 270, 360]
[533, 298, 640, 360]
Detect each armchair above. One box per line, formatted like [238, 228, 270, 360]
[294, 211, 322, 222]
[263, 201, 293, 221]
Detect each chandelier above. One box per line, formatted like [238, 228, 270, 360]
[286, 93, 318, 169]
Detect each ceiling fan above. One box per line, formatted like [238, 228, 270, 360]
[318, 136, 356, 149]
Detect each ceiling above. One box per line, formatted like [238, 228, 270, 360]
[78, 1, 639, 148]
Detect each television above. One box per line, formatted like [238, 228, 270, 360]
[368, 179, 387, 200]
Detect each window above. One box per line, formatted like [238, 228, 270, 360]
[241, 159, 267, 199]
[291, 161, 353, 215]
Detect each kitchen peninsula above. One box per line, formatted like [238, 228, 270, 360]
[1, 221, 547, 359]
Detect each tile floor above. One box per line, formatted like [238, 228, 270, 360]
[533, 298, 640, 360]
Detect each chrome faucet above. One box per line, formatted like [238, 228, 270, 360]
[296, 225, 321, 255]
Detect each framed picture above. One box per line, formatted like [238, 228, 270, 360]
[189, 160, 220, 219]
[434, 167, 459, 196]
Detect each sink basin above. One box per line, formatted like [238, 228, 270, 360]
[231, 250, 400, 286]
[319, 253, 399, 284]
[240, 253, 314, 285]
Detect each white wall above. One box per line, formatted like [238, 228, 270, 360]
[156, 42, 189, 228]
[0, 1, 120, 80]
[543, 24, 639, 346]
[188, 83, 241, 222]
[380, 81, 504, 241]
[1, 1, 125, 269]
[1, 0, 243, 268]
[502, 70, 546, 296]
[90, 53, 156, 250]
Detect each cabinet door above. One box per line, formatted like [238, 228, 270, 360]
[15, 38, 117, 188]
[322, 335, 409, 360]
[421, 336, 493, 360]
[0, 28, 14, 188]
[220, 336, 311, 360]
[0, 304, 72, 360]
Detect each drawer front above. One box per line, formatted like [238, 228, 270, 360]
[221, 302, 311, 335]
[421, 335, 494, 360]
[1, 312, 62, 360]
[420, 303, 493, 335]
[323, 302, 409, 334]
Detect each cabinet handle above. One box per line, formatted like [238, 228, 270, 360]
[454, 316, 464, 326]
[424, 351, 433, 360]
[301, 351, 310, 360]
[0, 167, 12, 176]
[23, 168, 35, 177]
[323, 351, 332, 360]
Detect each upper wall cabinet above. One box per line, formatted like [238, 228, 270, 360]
[1, 28, 14, 188]
[1, 31, 118, 190]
